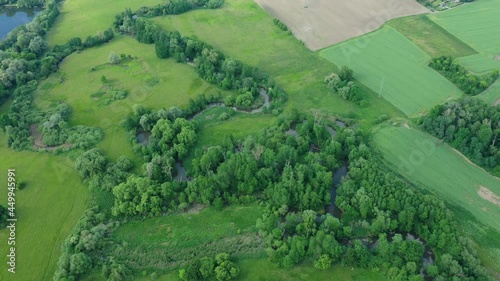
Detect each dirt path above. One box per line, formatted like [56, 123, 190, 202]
[253, 0, 429, 50]
[478, 186, 500, 206]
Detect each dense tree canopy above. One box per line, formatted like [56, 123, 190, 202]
[420, 97, 500, 172]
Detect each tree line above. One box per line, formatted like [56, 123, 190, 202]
[429, 56, 498, 95]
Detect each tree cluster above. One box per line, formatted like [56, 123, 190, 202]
[429, 56, 498, 95]
[53, 208, 113, 281]
[420, 97, 499, 171]
[324, 66, 362, 103]
[178, 253, 240, 281]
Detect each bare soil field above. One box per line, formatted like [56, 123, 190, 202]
[254, 0, 429, 50]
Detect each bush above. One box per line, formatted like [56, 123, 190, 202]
[207, 0, 225, 9]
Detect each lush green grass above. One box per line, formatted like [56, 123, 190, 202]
[154, 0, 405, 129]
[0, 132, 89, 281]
[110, 205, 264, 272]
[372, 124, 500, 272]
[388, 14, 477, 58]
[477, 79, 500, 105]
[36, 35, 234, 165]
[430, 0, 500, 74]
[320, 26, 463, 117]
[114, 205, 261, 249]
[46, 0, 164, 45]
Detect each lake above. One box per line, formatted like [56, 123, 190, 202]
[0, 6, 41, 40]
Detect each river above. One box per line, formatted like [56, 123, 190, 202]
[0, 6, 41, 40]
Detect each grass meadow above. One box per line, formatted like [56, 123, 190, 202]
[46, 0, 164, 46]
[154, 0, 405, 129]
[372, 124, 500, 272]
[320, 26, 463, 117]
[388, 14, 477, 58]
[429, 0, 500, 74]
[37, 35, 235, 165]
[0, 132, 89, 281]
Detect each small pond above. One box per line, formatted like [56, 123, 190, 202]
[0, 6, 41, 40]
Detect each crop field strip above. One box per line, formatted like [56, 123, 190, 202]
[388, 14, 477, 59]
[429, 0, 500, 74]
[319, 26, 462, 117]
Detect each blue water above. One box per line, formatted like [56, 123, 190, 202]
[0, 7, 40, 40]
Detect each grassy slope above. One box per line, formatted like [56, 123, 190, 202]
[477, 79, 500, 105]
[0, 132, 88, 281]
[36, 35, 236, 164]
[46, 0, 164, 45]
[372, 124, 500, 272]
[429, 0, 500, 74]
[153, 0, 405, 129]
[320, 26, 463, 117]
[388, 14, 477, 58]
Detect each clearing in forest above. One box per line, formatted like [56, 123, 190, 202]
[429, 0, 500, 74]
[253, 0, 429, 50]
[319, 26, 462, 116]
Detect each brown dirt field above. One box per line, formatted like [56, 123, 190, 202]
[254, 0, 429, 50]
[478, 186, 500, 206]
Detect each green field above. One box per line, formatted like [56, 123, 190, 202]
[154, 0, 405, 129]
[372, 124, 500, 271]
[110, 205, 263, 273]
[430, 0, 500, 74]
[320, 26, 463, 116]
[388, 15, 477, 58]
[37, 35, 236, 164]
[46, 0, 164, 45]
[477, 79, 500, 105]
[0, 132, 88, 281]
